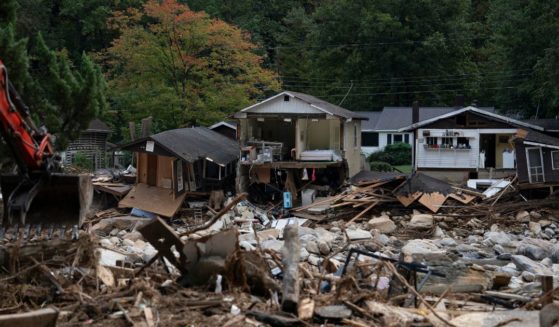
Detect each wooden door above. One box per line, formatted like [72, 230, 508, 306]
[147, 154, 158, 186]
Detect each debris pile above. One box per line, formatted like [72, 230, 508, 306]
[0, 172, 558, 326]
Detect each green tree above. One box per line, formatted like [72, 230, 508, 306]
[100, 0, 279, 130]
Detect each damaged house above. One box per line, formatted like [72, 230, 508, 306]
[398, 106, 544, 182]
[513, 128, 559, 190]
[63, 118, 112, 170]
[233, 91, 367, 202]
[117, 127, 239, 217]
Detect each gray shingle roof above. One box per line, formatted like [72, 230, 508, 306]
[521, 129, 559, 147]
[359, 111, 382, 131]
[86, 119, 111, 133]
[522, 119, 559, 131]
[121, 127, 239, 165]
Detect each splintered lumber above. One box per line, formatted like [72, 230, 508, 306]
[181, 193, 247, 236]
[345, 201, 379, 226]
[448, 193, 476, 204]
[298, 298, 315, 320]
[281, 223, 300, 313]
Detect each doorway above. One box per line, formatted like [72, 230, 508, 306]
[480, 134, 496, 168]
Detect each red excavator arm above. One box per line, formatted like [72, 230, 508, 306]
[0, 59, 91, 234]
[0, 60, 56, 173]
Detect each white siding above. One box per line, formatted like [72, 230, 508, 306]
[361, 132, 413, 156]
[415, 129, 479, 169]
[247, 96, 324, 114]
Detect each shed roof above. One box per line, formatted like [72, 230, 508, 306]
[517, 129, 559, 149]
[398, 106, 543, 132]
[236, 91, 368, 120]
[209, 121, 237, 130]
[120, 127, 239, 165]
[86, 119, 111, 133]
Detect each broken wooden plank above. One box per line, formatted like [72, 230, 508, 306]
[298, 298, 315, 320]
[396, 192, 422, 207]
[0, 308, 58, 327]
[119, 183, 186, 217]
[448, 192, 476, 204]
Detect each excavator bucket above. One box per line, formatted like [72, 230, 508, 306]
[1, 173, 92, 234]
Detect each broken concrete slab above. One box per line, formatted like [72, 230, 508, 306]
[449, 310, 539, 327]
[401, 239, 449, 263]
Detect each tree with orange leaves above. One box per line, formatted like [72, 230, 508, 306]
[100, 0, 279, 130]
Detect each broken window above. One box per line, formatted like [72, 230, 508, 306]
[362, 132, 379, 146]
[552, 151, 559, 170]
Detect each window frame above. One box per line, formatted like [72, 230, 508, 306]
[361, 132, 379, 147]
[552, 150, 559, 170]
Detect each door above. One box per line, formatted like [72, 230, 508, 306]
[480, 134, 496, 168]
[147, 154, 158, 186]
[526, 147, 545, 183]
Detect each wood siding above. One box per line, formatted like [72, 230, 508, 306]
[515, 139, 559, 183]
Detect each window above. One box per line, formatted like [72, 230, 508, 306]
[283, 95, 290, 101]
[426, 137, 438, 148]
[441, 137, 453, 148]
[387, 134, 392, 145]
[394, 134, 403, 143]
[552, 151, 559, 170]
[457, 137, 470, 149]
[404, 134, 410, 143]
[526, 147, 544, 183]
[362, 132, 379, 146]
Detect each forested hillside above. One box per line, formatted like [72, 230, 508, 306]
[1, 0, 558, 145]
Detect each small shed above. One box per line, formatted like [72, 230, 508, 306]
[117, 127, 239, 217]
[64, 119, 111, 170]
[209, 121, 237, 140]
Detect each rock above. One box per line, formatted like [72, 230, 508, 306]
[497, 253, 512, 260]
[314, 228, 337, 244]
[109, 236, 120, 245]
[545, 228, 556, 237]
[497, 263, 520, 276]
[122, 231, 143, 242]
[329, 227, 341, 233]
[493, 244, 507, 255]
[450, 310, 539, 327]
[375, 233, 390, 246]
[542, 257, 552, 267]
[550, 243, 559, 263]
[109, 228, 120, 236]
[307, 254, 321, 266]
[305, 241, 320, 254]
[346, 229, 372, 240]
[100, 238, 113, 248]
[142, 244, 158, 262]
[540, 220, 552, 228]
[438, 238, 457, 247]
[521, 271, 535, 282]
[299, 247, 310, 261]
[517, 244, 548, 261]
[122, 239, 135, 247]
[530, 211, 542, 219]
[492, 272, 512, 288]
[433, 226, 446, 238]
[401, 239, 449, 263]
[317, 240, 331, 255]
[314, 305, 352, 319]
[512, 255, 553, 275]
[529, 222, 542, 235]
[516, 211, 531, 222]
[483, 231, 513, 246]
[367, 216, 397, 234]
[261, 239, 284, 252]
[408, 214, 433, 228]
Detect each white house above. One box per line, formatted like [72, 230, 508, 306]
[398, 106, 544, 181]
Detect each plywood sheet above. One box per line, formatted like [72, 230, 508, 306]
[396, 192, 423, 207]
[448, 193, 476, 204]
[119, 183, 186, 217]
[418, 192, 448, 213]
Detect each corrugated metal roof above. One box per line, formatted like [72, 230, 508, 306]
[236, 91, 368, 120]
[287, 91, 368, 120]
[121, 127, 239, 165]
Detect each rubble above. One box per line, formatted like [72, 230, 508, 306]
[0, 170, 557, 326]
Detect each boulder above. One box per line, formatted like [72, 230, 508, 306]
[305, 240, 320, 254]
[529, 211, 542, 219]
[438, 238, 457, 247]
[516, 211, 530, 222]
[317, 240, 331, 255]
[408, 214, 433, 229]
[346, 229, 372, 240]
[401, 239, 449, 263]
[529, 222, 542, 235]
[483, 231, 514, 247]
[517, 244, 548, 261]
[551, 243, 559, 263]
[367, 216, 397, 234]
[512, 255, 553, 275]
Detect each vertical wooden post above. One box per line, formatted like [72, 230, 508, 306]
[541, 275, 554, 306]
[281, 223, 300, 313]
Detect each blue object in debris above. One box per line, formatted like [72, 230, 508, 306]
[131, 208, 156, 219]
[283, 192, 292, 209]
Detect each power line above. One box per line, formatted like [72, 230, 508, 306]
[305, 85, 519, 98]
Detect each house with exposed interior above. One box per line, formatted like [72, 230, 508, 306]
[360, 103, 495, 156]
[398, 106, 545, 182]
[117, 127, 239, 217]
[233, 91, 368, 201]
[63, 118, 112, 170]
[513, 128, 559, 189]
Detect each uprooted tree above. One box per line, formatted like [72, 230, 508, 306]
[100, 0, 280, 131]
